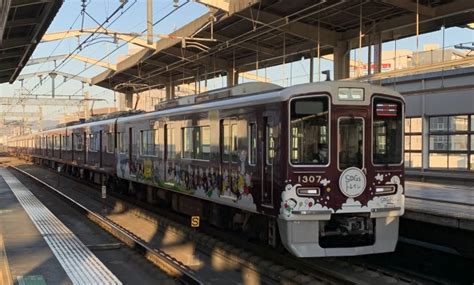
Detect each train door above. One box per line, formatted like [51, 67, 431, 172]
[261, 116, 275, 207]
[51, 135, 55, 157]
[128, 127, 133, 174]
[99, 130, 103, 168]
[71, 133, 74, 161]
[83, 132, 87, 163]
[220, 118, 239, 199]
[336, 108, 368, 173]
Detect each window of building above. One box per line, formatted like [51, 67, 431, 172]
[429, 116, 448, 132]
[405, 117, 423, 168]
[428, 115, 473, 170]
[182, 126, 210, 160]
[449, 115, 468, 132]
[248, 123, 257, 165]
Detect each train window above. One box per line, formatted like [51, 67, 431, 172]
[290, 96, 329, 165]
[266, 125, 275, 165]
[373, 98, 403, 165]
[141, 130, 156, 156]
[339, 117, 364, 170]
[182, 126, 210, 160]
[47, 136, 52, 149]
[52, 135, 61, 150]
[248, 123, 257, 165]
[222, 121, 239, 163]
[166, 127, 176, 159]
[75, 133, 83, 151]
[117, 132, 128, 153]
[89, 133, 100, 152]
[106, 133, 114, 153]
[62, 135, 71, 151]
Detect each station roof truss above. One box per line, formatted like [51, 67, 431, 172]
[0, 0, 63, 84]
[84, 0, 474, 94]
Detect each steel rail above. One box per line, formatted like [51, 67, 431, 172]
[9, 165, 203, 285]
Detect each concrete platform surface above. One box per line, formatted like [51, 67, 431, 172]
[0, 167, 121, 285]
[405, 181, 474, 231]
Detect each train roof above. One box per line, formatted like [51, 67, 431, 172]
[116, 81, 403, 124]
[19, 81, 403, 137]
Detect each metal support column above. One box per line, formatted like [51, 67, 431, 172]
[226, 67, 238, 87]
[374, 32, 382, 74]
[50, 72, 57, 98]
[147, 0, 153, 45]
[333, 41, 350, 80]
[165, 82, 175, 100]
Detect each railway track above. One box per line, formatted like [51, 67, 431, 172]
[6, 159, 453, 285]
[9, 165, 203, 285]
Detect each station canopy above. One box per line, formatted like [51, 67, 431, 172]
[88, 0, 474, 94]
[0, 0, 63, 84]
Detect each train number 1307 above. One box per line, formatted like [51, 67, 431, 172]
[297, 175, 321, 184]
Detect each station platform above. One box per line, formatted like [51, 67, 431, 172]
[405, 181, 474, 231]
[0, 167, 121, 285]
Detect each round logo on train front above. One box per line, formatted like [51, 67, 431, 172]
[339, 167, 366, 198]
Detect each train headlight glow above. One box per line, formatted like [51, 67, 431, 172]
[375, 185, 396, 195]
[297, 187, 320, 196]
[338, 87, 365, 101]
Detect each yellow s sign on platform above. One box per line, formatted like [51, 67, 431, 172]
[191, 216, 200, 228]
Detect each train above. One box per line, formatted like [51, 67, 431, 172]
[7, 81, 405, 257]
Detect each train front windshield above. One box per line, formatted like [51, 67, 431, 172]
[290, 96, 329, 165]
[373, 98, 403, 165]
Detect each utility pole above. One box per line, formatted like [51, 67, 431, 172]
[147, 0, 153, 45]
[50, 72, 57, 98]
[38, 106, 43, 132]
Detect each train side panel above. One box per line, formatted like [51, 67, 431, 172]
[115, 101, 286, 216]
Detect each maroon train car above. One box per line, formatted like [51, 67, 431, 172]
[8, 81, 405, 257]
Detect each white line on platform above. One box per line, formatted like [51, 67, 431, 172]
[0, 168, 122, 285]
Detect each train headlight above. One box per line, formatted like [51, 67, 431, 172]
[375, 185, 396, 195]
[297, 187, 320, 196]
[338, 87, 364, 101]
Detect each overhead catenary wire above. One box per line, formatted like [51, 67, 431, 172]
[42, 0, 191, 96]
[4, 12, 84, 115]
[26, 0, 137, 98]
[122, 1, 339, 90]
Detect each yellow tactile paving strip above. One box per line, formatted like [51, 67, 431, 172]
[0, 235, 13, 285]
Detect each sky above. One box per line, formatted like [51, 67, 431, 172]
[1, 0, 473, 120]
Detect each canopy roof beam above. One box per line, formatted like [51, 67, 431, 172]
[195, 0, 260, 15]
